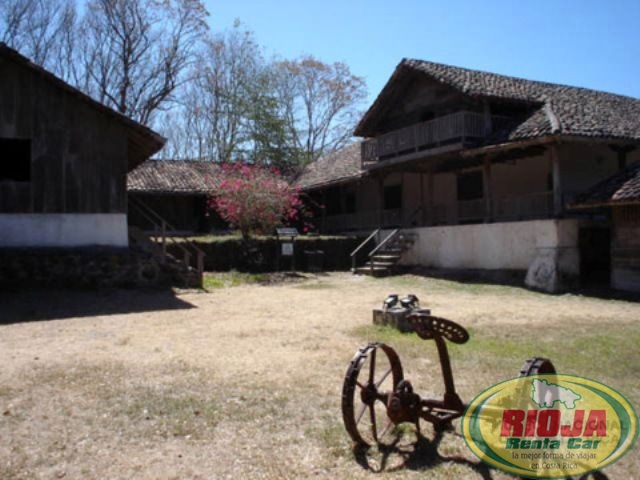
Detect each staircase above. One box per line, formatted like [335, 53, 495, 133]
[128, 196, 205, 288]
[351, 229, 417, 276]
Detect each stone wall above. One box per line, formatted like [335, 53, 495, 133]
[0, 247, 171, 289]
[166, 236, 362, 273]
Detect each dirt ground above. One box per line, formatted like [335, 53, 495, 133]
[0, 272, 638, 479]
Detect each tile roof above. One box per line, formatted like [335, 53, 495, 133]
[572, 161, 640, 207]
[294, 143, 363, 190]
[356, 59, 640, 143]
[128, 160, 221, 194]
[295, 59, 640, 191]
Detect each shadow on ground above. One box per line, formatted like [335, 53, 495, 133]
[404, 266, 640, 303]
[0, 287, 195, 324]
[353, 430, 609, 480]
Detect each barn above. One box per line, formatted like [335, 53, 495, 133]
[0, 43, 183, 288]
[0, 43, 165, 247]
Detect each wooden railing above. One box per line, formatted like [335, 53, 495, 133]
[128, 195, 205, 285]
[319, 191, 573, 233]
[350, 229, 380, 272]
[362, 111, 509, 163]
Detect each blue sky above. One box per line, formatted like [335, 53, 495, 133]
[203, 0, 640, 105]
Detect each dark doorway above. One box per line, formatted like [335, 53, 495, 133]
[579, 227, 611, 285]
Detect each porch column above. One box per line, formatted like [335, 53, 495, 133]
[483, 156, 493, 222]
[427, 171, 434, 225]
[420, 172, 425, 225]
[321, 190, 327, 232]
[550, 144, 563, 216]
[378, 175, 385, 226]
[400, 172, 405, 225]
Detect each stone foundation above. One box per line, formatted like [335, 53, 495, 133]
[0, 247, 172, 289]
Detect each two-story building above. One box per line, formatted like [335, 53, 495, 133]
[297, 59, 640, 292]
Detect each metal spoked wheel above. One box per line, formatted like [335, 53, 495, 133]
[519, 357, 556, 376]
[341, 342, 404, 447]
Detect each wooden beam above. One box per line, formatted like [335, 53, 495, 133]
[550, 144, 562, 216]
[427, 170, 434, 225]
[420, 171, 425, 225]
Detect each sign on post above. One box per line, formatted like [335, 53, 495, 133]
[275, 227, 299, 271]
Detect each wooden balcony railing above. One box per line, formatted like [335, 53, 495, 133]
[362, 111, 509, 163]
[317, 191, 578, 233]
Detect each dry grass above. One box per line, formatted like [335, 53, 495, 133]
[0, 272, 638, 479]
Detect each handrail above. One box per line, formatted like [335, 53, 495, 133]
[350, 228, 380, 272]
[367, 228, 400, 275]
[405, 205, 423, 227]
[350, 228, 380, 258]
[368, 229, 400, 258]
[128, 196, 206, 283]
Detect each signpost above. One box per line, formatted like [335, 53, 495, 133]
[275, 227, 298, 271]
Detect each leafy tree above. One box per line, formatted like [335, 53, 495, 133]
[208, 164, 301, 239]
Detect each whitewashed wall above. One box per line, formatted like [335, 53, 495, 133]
[0, 214, 129, 247]
[398, 219, 578, 270]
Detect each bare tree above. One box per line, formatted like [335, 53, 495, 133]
[0, 0, 77, 77]
[161, 23, 274, 162]
[273, 56, 367, 164]
[78, 0, 209, 125]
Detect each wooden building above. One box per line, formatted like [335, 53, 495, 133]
[296, 59, 640, 292]
[572, 163, 640, 292]
[0, 43, 165, 248]
[127, 159, 225, 234]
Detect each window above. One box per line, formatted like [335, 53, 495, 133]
[457, 171, 483, 201]
[0, 138, 31, 181]
[384, 184, 402, 210]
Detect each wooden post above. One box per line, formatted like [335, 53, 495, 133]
[420, 172, 425, 226]
[321, 190, 327, 233]
[378, 175, 385, 226]
[483, 156, 493, 222]
[550, 144, 562, 216]
[161, 221, 167, 262]
[427, 171, 434, 225]
[400, 172, 405, 225]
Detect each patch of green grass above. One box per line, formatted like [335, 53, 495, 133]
[294, 282, 335, 290]
[350, 318, 640, 406]
[0, 385, 13, 397]
[306, 418, 352, 459]
[381, 274, 534, 297]
[203, 270, 269, 289]
[123, 387, 219, 439]
[180, 233, 354, 243]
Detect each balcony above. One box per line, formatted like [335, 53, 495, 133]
[361, 111, 509, 164]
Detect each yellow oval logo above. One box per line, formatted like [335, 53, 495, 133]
[461, 374, 638, 479]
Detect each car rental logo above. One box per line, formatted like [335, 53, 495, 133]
[461, 374, 638, 479]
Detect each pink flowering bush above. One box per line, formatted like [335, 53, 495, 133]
[208, 164, 302, 239]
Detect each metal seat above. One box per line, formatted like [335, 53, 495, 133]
[408, 313, 469, 344]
